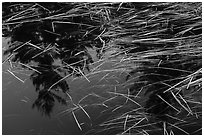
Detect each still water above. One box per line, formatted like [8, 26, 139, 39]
[2, 37, 130, 134]
[2, 37, 202, 135]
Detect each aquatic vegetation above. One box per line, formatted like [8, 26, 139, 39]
[2, 2, 202, 135]
[84, 2, 202, 135]
[3, 2, 111, 116]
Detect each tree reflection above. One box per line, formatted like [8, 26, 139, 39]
[30, 65, 70, 116]
[3, 2, 108, 116]
[32, 89, 67, 116]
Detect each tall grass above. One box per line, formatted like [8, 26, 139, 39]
[2, 2, 202, 134]
[86, 2, 202, 135]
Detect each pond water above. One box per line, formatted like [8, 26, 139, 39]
[2, 37, 131, 134]
[2, 37, 202, 135]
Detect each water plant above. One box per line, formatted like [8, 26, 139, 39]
[88, 2, 202, 135]
[3, 2, 111, 116]
[2, 2, 202, 135]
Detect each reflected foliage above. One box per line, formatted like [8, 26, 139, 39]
[30, 65, 69, 92]
[32, 89, 67, 116]
[3, 2, 109, 116]
[30, 66, 69, 116]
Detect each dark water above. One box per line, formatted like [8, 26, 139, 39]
[2, 71, 81, 134]
[2, 37, 129, 134]
[2, 37, 202, 135]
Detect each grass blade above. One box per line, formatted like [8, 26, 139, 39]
[72, 111, 82, 131]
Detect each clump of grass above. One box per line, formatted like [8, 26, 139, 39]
[2, 2, 115, 116]
[2, 2, 202, 134]
[86, 2, 202, 135]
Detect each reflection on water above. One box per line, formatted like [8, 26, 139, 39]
[2, 3, 115, 132]
[2, 37, 128, 134]
[2, 2, 201, 135]
[2, 3, 126, 134]
[2, 37, 107, 134]
[4, 45, 94, 116]
[30, 65, 69, 116]
[3, 7, 106, 116]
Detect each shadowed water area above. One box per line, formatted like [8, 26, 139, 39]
[2, 36, 131, 134]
